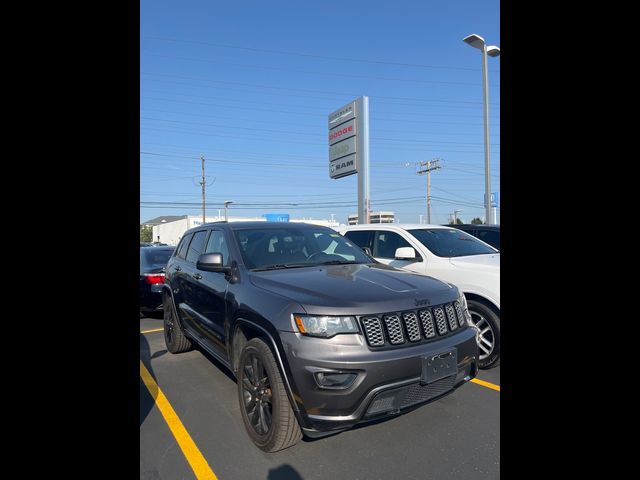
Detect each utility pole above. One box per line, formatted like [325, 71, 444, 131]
[416, 158, 442, 224]
[454, 209, 463, 224]
[200, 155, 206, 224]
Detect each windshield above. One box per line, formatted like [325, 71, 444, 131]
[143, 248, 175, 267]
[408, 228, 497, 257]
[234, 227, 372, 270]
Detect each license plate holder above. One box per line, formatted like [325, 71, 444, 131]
[421, 349, 457, 384]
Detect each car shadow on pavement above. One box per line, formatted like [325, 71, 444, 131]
[267, 464, 303, 480]
[140, 333, 157, 427]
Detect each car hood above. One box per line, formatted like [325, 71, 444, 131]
[249, 263, 457, 315]
[449, 254, 500, 271]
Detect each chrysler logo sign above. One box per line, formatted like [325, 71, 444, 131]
[328, 102, 355, 127]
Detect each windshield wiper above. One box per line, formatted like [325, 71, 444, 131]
[315, 260, 360, 266]
[252, 263, 311, 272]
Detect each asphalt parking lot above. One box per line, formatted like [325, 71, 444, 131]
[140, 315, 500, 480]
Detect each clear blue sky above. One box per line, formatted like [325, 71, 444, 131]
[140, 0, 500, 225]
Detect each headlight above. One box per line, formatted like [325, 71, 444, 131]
[457, 291, 472, 325]
[293, 314, 358, 338]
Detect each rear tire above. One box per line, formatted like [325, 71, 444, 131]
[467, 299, 500, 369]
[237, 338, 302, 452]
[163, 292, 192, 354]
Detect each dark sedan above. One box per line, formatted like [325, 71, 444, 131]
[446, 224, 500, 251]
[140, 246, 175, 315]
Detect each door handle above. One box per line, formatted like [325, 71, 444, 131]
[174, 266, 182, 272]
[193, 273, 202, 280]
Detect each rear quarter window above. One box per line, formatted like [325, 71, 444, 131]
[186, 230, 209, 264]
[343, 230, 373, 249]
[176, 233, 193, 260]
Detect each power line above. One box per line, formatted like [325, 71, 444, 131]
[140, 116, 498, 148]
[140, 126, 500, 153]
[140, 195, 426, 207]
[141, 72, 500, 106]
[143, 36, 499, 73]
[140, 100, 499, 126]
[141, 78, 502, 111]
[142, 90, 499, 120]
[141, 52, 500, 88]
[141, 109, 500, 139]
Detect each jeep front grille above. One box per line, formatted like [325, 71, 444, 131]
[419, 310, 436, 338]
[453, 301, 466, 327]
[383, 314, 405, 344]
[445, 304, 458, 331]
[360, 302, 467, 348]
[361, 317, 385, 346]
[433, 307, 448, 336]
[402, 312, 421, 342]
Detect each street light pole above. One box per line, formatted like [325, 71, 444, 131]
[463, 34, 500, 225]
[481, 44, 491, 225]
[224, 200, 233, 222]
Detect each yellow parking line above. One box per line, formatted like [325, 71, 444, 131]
[471, 378, 500, 392]
[141, 328, 164, 334]
[140, 361, 218, 480]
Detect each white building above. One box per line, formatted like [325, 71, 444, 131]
[348, 211, 395, 225]
[146, 215, 341, 246]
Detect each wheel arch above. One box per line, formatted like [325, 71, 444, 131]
[230, 317, 308, 425]
[463, 292, 500, 317]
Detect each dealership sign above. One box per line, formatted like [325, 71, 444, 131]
[328, 100, 361, 179]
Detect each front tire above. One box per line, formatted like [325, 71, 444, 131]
[467, 299, 500, 369]
[163, 292, 192, 354]
[237, 338, 302, 452]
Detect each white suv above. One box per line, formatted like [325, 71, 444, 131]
[339, 224, 500, 369]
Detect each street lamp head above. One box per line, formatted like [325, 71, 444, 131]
[224, 200, 233, 206]
[487, 46, 501, 57]
[463, 34, 485, 50]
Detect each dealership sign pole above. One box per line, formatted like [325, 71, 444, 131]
[328, 96, 370, 224]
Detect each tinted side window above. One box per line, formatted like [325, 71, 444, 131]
[343, 230, 373, 249]
[186, 231, 208, 264]
[373, 231, 412, 259]
[205, 230, 231, 266]
[176, 233, 193, 260]
[477, 230, 500, 250]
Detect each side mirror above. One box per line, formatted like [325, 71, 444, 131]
[395, 247, 421, 261]
[363, 246, 373, 256]
[196, 253, 230, 272]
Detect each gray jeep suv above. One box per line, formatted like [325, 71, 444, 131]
[162, 222, 478, 452]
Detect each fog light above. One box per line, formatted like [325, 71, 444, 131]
[314, 372, 357, 390]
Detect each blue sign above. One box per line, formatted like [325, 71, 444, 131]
[484, 192, 499, 208]
[263, 213, 290, 222]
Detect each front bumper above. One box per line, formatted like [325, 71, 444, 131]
[279, 326, 478, 436]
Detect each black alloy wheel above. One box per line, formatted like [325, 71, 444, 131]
[241, 353, 273, 435]
[163, 292, 192, 354]
[237, 338, 302, 451]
